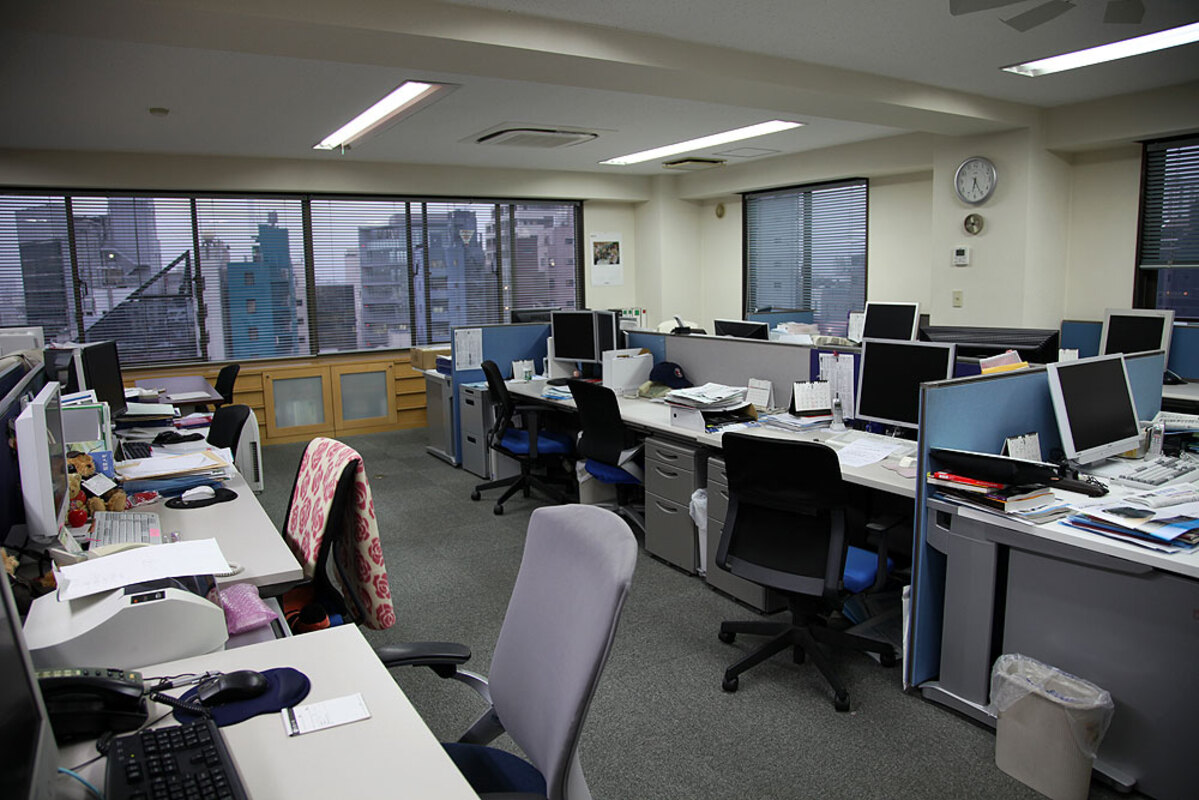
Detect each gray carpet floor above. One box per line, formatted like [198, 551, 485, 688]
[258, 429, 1136, 800]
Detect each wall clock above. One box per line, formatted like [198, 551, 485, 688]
[963, 213, 984, 235]
[954, 156, 997, 205]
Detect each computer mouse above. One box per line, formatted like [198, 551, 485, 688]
[182, 485, 216, 503]
[196, 670, 269, 707]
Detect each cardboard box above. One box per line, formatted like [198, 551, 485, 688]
[411, 346, 452, 371]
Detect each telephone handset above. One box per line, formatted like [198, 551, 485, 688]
[36, 666, 149, 741]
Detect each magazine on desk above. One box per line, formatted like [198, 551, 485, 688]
[1062, 501, 1199, 553]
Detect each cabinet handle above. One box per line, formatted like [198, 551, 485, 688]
[654, 499, 678, 514]
[465, 398, 476, 406]
[654, 449, 680, 461]
[654, 466, 679, 479]
[466, 435, 477, 444]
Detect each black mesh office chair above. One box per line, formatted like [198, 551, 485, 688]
[205, 404, 251, 451]
[567, 379, 644, 534]
[716, 432, 896, 711]
[212, 363, 240, 408]
[471, 360, 574, 515]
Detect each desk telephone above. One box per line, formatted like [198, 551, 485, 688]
[37, 666, 149, 741]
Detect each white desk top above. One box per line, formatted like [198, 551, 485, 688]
[58, 626, 479, 799]
[155, 471, 302, 594]
[1162, 381, 1199, 403]
[509, 379, 916, 499]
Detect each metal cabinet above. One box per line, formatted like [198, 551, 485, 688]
[424, 371, 455, 465]
[644, 436, 705, 573]
[458, 383, 519, 481]
[705, 456, 784, 612]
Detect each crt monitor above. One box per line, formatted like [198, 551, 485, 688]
[0, 568, 59, 800]
[77, 341, 127, 418]
[16, 381, 70, 545]
[0, 326, 44, 357]
[855, 339, 956, 430]
[713, 319, 769, 340]
[861, 301, 920, 341]
[1046, 354, 1142, 466]
[1100, 308, 1175, 361]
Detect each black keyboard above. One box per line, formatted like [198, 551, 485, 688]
[105, 718, 249, 800]
[121, 440, 154, 460]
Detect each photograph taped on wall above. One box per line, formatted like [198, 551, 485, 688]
[590, 232, 624, 286]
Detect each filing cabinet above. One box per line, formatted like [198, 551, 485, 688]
[458, 384, 519, 480]
[644, 436, 706, 573]
[706, 456, 784, 612]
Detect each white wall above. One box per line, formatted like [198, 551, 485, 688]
[867, 172, 933, 308]
[1064, 147, 1141, 318]
[582, 200, 639, 312]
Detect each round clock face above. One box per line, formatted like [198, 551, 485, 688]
[954, 156, 997, 205]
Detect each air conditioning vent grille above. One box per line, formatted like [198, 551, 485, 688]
[477, 128, 598, 148]
[662, 157, 726, 171]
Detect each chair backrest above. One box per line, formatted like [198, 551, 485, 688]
[488, 505, 637, 800]
[717, 432, 850, 600]
[206, 403, 251, 450]
[567, 379, 629, 466]
[214, 363, 240, 405]
[282, 437, 395, 629]
[481, 360, 515, 446]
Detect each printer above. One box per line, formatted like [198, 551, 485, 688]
[23, 576, 228, 670]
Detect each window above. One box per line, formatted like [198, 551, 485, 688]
[744, 179, 867, 336]
[1136, 135, 1199, 318]
[0, 191, 583, 365]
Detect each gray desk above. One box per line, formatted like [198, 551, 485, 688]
[134, 375, 224, 406]
[923, 490, 1199, 800]
[57, 625, 479, 799]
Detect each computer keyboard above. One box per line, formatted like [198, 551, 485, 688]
[1153, 410, 1199, 431]
[1104, 455, 1199, 489]
[105, 717, 249, 800]
[90, 511, 163, 547]
[121, 440, 154, 460]
[831, 429, 916, 456]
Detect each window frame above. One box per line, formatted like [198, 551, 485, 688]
[1133, 133, 1199, 317]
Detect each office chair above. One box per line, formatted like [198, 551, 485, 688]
[567, 379, 645, 535]
[211, 363, 240, 409]
[205, 403, 251, 451]
[471, 360, 574, 516]
[715, 432, 896, 711]
[280, 437, 397, 632]
[376, 504, 637, 800]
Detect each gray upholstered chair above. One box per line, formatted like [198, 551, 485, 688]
[377, 504, 637, 800]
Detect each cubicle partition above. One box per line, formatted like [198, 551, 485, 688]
[448, 323, 550, 466]
[1062, 317, 1199, 379]
[747, 309, 815, 326]
[0, 361, 44, 544]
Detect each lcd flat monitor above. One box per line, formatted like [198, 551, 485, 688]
[712, 319, 770, 340]
[76, 340, 127, 418]
[1046, 354, 1142, 466]
[16, 381, 70, 545]
[1100, 308, 1175, 361]
[861, 301, 920, 341]
[550, 310, 619, 364]
[510, 307, 559, 324]
[855, 339, 956, 430]
[0, 569, 59, 800]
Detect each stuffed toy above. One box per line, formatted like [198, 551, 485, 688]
[66, 451, 128, 516]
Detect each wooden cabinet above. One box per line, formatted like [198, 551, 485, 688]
[264, 360, 397, 440]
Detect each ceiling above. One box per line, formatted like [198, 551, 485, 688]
[1, 0, 1197, 176]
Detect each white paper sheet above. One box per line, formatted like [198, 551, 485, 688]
[56, 539, 231, 600]
[835, 438, 906, 468]
[283, 693, 371, 736]
[454, 327, 483, 370]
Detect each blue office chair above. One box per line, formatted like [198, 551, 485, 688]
[567, 379, 644, 534]
[376, 505, 637, 800]
[471, 360, 574, 515]
[715, 432, 896, 711]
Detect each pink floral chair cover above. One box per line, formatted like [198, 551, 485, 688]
[284, 437, 395, 630]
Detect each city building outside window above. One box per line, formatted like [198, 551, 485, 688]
[1135, 135, 1199, 317]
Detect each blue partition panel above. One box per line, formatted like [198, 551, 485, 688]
[450, 323, 550, 465]
[1167, 325, 1199, 379]
[1060, 320, 1101, 357]
[749, 309, 815, 326]
[625, 330, 667, 363]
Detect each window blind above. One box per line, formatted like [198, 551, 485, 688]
[0, 195, 75, 343]
[1137, 136, 1199, 317]
[744, 179, 867, 336]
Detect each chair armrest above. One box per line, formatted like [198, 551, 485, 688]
[374, 641, 471, 678]
[864, 513, 906, 592]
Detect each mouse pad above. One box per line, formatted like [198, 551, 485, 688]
[164, 487, 239, 509]
[173, 667, 311, 727]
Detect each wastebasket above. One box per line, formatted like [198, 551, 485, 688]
[990, 654, 1114, 800]
[689, 488, 708, 576]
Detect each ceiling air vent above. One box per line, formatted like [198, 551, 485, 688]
[662, 157, 726, 171]
[476, 127, 598, 148]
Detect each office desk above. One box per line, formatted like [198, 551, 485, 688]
[1160, 380, 1199, 410]
[923, 493, 1199, 800]
[135, 375, 223, 406]
[57, 625, 479, 799]
[158, 471, 302, 595]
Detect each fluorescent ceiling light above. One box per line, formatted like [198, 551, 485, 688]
[1003, 21, 1199, 77]
[314, 81, 453, 151]
[600, 120, 803, 166]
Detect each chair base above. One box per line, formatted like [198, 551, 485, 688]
[718, 600, 897, 711]
[472, 469, 573, 516]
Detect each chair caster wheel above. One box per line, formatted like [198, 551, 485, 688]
[722, 676, 739, 693]
[879, 650, 897, 668]
[493, 505, 504, 516]
[834, 693, 850, 712]
[718, 631, 735, 644]
[471, 491, 481, 501]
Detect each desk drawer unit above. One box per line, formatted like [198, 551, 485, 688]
[705, 457, 783, 612]
[459, 385, 490, 478]
[644, 436, 705, 573]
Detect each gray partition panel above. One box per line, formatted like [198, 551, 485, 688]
[662, 335, 814, 393]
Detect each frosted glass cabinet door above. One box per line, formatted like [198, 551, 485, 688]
[263, 367, 335, 439]
[332, 363, 397, 432]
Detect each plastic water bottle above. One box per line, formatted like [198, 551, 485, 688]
[830, 393, 847, 432]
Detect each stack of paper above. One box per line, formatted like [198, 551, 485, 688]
[114, 449, 232, 481]
[665, 383, 747, 409]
